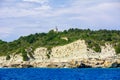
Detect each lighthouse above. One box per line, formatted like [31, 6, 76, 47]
[53, 26, 58, 33]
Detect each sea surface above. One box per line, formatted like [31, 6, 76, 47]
[0, 68, 120, 80]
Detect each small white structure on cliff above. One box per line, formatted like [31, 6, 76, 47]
[53, 26, 58, 33]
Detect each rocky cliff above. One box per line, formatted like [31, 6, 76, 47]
[0, 39, 120, 68]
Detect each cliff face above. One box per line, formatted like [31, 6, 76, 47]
[33, 40, 116, 62]
[0, 39, 119, 68]
[51, 40, 87, 59]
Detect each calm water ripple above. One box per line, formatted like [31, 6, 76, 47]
[0, 68, 120, 80]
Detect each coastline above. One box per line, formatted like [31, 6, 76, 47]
[0, 57, 120, 68]
[0, 40, 120, 68]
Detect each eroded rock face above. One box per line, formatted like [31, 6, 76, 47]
[77, 63, 92, 68]
[0, 39, 119, 68]
[51, 40, 87, 58]
[110, 62, 120, 68]
[34, 47, 48, 61]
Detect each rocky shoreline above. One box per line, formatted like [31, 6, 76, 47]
[0, 40, 120, 68]
[1, 56, 120, 68]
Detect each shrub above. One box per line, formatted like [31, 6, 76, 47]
[115, 44, 120, 54]
[6, 55, 10, 60]
[21, 48, 29, 61]
[22, 52, 29, 61]
[93, 45, 101, 52]
[46, 54, 50, 59]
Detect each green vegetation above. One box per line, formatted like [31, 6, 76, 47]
[21, 48, 29, 61]
[46, 47, 52, 59]
[114, 43, 120, 54]
[6, 55, 11, 60]
[46, 53, 50, 59]
[0, 28, 120, 58]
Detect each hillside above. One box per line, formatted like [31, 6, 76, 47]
[0, 28, 120, 59]
[0, 39, 120, 68]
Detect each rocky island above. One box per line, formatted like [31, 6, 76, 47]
[0, 28, 120, 68]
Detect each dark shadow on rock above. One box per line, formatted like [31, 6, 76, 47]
[110, 62, 120, 68]
[77, 63, 92, 68]
[21, 64, 33, 68]
[11, 64, 20, 67]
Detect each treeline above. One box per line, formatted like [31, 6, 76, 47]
[0, 28, 120, 57]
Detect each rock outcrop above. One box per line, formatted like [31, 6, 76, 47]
[0, 39, 119, 68]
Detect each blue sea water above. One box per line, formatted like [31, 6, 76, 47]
[0, 68, 120, 80]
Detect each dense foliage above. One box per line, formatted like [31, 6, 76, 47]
[0, 28, 120, 58]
